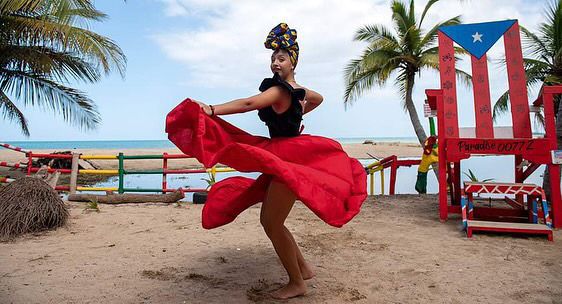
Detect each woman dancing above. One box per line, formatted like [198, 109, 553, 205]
[166, 23, 367, 299]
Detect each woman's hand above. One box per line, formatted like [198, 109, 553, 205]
[193, 99, 213, 116]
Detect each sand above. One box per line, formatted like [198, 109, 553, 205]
[0, 195, 560, 303]
[1, 143, 561, 303]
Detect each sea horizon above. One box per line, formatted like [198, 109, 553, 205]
[3, 137, 419, 150]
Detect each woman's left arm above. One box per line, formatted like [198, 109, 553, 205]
[302, 88, 323, 115]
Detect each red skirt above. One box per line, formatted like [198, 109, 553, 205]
[166, 99, 367, 229]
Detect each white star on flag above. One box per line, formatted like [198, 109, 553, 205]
[472, 32, 483, 43]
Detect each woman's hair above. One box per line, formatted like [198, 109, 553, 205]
[264, 23, 299, 67]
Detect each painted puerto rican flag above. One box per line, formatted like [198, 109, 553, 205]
[439, 19, 517, 59]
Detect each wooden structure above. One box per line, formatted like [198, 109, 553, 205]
[67, 190, 184, 204]
[461, 182, 553, 240]
[425, 20, 562, 228]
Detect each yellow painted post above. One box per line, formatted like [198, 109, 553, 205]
[211, 165, 217, 182]
[380, 169, 385, 195]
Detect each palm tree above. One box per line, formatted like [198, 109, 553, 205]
[493, 0, 562, 145]
[0, 0, 126, 136]
[491, 0, 562, 198]
[344, 0, 471, 145]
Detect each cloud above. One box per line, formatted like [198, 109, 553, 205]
[153, 0, 547, 137]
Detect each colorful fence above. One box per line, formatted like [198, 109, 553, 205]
[3, 143, 424, 196]
[365, 156, 421, 195]
[0, 143, 235, 194]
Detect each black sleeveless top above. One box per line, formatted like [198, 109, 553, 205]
[258, 73, 306, 138]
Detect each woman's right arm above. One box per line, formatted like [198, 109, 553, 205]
[199, 86, 289, 116]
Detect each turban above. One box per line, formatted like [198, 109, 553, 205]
[264, 23, 299, 66]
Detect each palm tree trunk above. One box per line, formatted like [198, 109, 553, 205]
[404, 73, 428, 145]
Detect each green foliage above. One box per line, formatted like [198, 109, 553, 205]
[463, 169, 495, 183]
[0, 0, 127, 136]
[493, 0, 562, 121]
[201, 172, 216, 190]
[344, 0, 471, 144]
[85, 197, 100, 212]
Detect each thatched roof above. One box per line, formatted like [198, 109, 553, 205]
[0, 177, 68, 240]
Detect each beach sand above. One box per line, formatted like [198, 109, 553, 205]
[1, 142, 561, 303]
[0, 195, 560, 303]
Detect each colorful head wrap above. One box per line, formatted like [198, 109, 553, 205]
[264, 23, 299, 66]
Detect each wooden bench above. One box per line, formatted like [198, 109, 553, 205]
[465, 220, 553, 241]
[461, 182, 553, 241]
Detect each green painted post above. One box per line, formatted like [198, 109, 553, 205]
[118, 152, 124, 194]
[429, 117, 436, 136]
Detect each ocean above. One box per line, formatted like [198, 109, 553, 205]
[4, 137, 418, 149]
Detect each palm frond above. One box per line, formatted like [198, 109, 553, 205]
[419, 0, 439, 27]
[394, 70, 410, 110]
[0, 45, 101, 83]
[492, 90, 510, 121]
[0, 90, 29, 136]
[391, 0, 411, 38]
[343, 48, 401, 106]
[0, 69, 101, 130]
[419, 15, 462, 50]
[520, 26, 550, 61]
[1, 15, 126, 77]
[455, 68, 473, 89]
[353, 24, 400, 50]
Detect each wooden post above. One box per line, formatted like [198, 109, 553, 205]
[70, 153, 79, 195]
[118, 152, 124, 194]
[380, 169, 385, 195]
[162, 152, 168, 194]
[454, 162, 462, 205]
[369, 172, 374, 195]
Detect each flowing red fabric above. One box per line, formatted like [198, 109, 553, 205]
[165, 99, 367, 229]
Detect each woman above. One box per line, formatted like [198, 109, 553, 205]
[166, 23, 367, 299]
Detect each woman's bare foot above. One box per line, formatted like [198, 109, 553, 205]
[271, 281, 307, 299]
[300, 263, 314, 280]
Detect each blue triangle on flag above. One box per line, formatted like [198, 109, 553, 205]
[439, 20, 517, 59]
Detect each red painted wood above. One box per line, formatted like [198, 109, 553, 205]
[438, 32, 459, 138]
[30, 153, 73, 159]
[426, 89, 449, 221]
[164, 169, 208, 174]
[395, 159, 421, 166]
[541, 87, 562, 228]
[162, 152, 168, 193]
[162, 154, 191, 159]
[454, 162, 461, 205]
[446, 138, 552, 163]
[389, 156, 397, 195]
[470, 54, 494, 138]
[515, 155, 524, 203]
[504, 22, 531, 138]
[162, 188, 207, 193]
[468, 226, 552, 241]
[29, 168, 72, 174]
[521, 163, 540, 181]
[503, 197, 525, 209]
[548, 163, 561, 228]
[448, 205, 529, 218]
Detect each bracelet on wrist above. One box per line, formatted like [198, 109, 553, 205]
[209, 105, 215, 116]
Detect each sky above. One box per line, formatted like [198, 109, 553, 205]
[1, 0, 549, 142]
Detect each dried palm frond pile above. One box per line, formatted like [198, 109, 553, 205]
[0, 177, 68, 240]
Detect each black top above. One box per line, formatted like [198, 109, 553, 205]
[258, 73, 306, 138]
